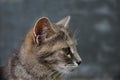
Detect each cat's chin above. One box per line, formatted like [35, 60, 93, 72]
[57, 67, 76, 74]
[55, 64, 78, 74]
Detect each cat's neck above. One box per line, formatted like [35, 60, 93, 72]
[14, 61, 61, 80]
[6, 52, 62, 80]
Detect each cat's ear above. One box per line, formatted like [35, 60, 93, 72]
[56, 16, 71, 28]
[33, 17, 55, 44]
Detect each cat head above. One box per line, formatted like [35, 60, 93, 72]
[24, 16, 82, 74]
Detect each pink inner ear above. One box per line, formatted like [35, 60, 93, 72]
[34, 18, 51, 36]
[33, 17, 55, 43]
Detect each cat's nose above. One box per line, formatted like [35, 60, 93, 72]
[76, 61, 81, 65]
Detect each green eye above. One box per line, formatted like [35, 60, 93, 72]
[62, 47, 70, 55]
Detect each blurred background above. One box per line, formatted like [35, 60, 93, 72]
[0, 0, 120, 80]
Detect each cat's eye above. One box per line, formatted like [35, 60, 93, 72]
[62, 47, 71, 55]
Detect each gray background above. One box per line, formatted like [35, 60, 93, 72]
[0, 0, 120, 80]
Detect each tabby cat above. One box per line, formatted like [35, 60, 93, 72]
[1, 16, 82, 80]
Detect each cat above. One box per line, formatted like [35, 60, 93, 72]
[1, 16, 82, 80]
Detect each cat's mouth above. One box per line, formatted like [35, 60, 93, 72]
[64, 61, 81, 72]
[65, 63, 78, 71]
[55, 62, 79, 74]
[66, 61, 79, 67]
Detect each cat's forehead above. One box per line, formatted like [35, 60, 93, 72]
[43, 24, 77, 48]
[59, 28, 77, 46]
